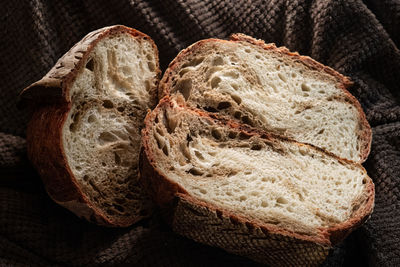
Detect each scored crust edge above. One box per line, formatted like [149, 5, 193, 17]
[23, 25, 161, 227]
[158, 33, 372, 163]
[140, 97, 375, 265]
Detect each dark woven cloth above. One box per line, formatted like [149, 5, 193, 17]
[1, 0, 399, 265]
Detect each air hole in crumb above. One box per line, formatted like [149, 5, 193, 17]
[276, 197, 288, 204]
[291, 73, 297, 78]
[362, 178, 366, 184]
[217, 101, 231, 110]
[240, 196, 247, 201]
[147, 61, 155, 71]
[301, 83, 311, 92]
[117, 106, 125, 112]
[99, 132, 118, 144]
[212, 56, 224, 66]
[234, 111, 241, 119]
[211, 128, 222, 140]
[83, 175, 89, 181]
[156, 127, 165, 136]
[179, 68, 191, 77]
[231, 94, 242, 105]
[318, 129, 325, 134]
[239, 132, 251, 140]
[211, 76, 221, 89]
[251, 144, 262, 150]
[245, 48, 251, 53]
[189, 168, 203, 176]
[200, 188, 207, 194]
[145, 80, 151, 92]
[242, 116, 253, 126]
[278, 73, 287, 82]
[194, 150, 205, 160]
[85, 58, 94, 71]
[176, 79, 192, 100]
[231, 84, 239, 91]
[162, 146, 169, 156]
[228, 131, 237, 139]
[101, 162, 106, 166]
[102, 100, 114, 109]
[318, 90, 325, 94]
[114, 152, 121, 165]
[261, 201, 268, 207]
[228, 170, 238, 177]
[204, 106, 218, 113]
[182, 57, 204, 68]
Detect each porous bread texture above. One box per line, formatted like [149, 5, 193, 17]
[62, 33, 158, 223]
[160, 35, 371, 162]
[143, 98, 374, 238]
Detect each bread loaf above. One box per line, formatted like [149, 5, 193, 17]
[21, 25, 160, 227]
[140, 96, 374, 265]
[160, 34, 372, 162]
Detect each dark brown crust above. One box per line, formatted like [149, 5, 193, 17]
[23, 25, 161, 227]
[159, 33, 372, 163]
[140, 96, 375, 263]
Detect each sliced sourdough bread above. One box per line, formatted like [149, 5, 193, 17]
[140, 96, 375, 265]
[159, 34, 372, 162]
[21, 25, 161, 227]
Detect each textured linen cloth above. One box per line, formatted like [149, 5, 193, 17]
[1, 0, 399, 265]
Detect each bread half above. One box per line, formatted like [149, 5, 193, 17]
[21, 25, 160, 227]
[141, 96, 374, 265]
[160, 34, 372, 162]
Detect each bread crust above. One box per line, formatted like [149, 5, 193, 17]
[140, 96, 375, 264]
[159, 33, 372, 163]
[22, 25, 161, 227]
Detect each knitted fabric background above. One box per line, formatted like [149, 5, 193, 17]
[1, 0, 399, 265]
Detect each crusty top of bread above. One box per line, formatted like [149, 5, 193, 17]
[23, 25, 160, 227]
[159, 33, 372, 163]
[141, 96, 374, 246]
[21, 25, 159, 106]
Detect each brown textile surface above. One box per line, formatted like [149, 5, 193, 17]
[1, 0, 399, 265]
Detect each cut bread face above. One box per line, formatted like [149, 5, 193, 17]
[63, 32, 158, 223]
[23, 26, 160, 227]
[141, 97, 374, 245]
[160, 34, 372, 162]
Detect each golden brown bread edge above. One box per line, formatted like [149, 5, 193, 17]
[140, 97, 375, 266]
[159, 33, 372, 163]
[21, 25, 161, 227]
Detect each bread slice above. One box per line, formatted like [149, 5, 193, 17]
[140, 96, 374, 265]
[159, 34, 372, 162]
[21, 25, 161, 227]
